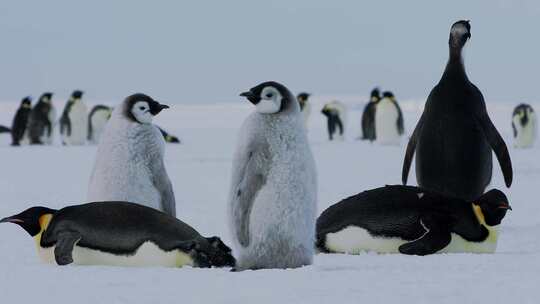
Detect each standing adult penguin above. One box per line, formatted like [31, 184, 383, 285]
[321, 102, 345, 141]
[512, 103, 536, 148]
[402, 20, 513, 201]
[10, 96, 32, 146]
[1, 202, 235, 268]
[87, 93, 176, 217]
[60, 90, 88, 145]
[360, 88, 380, 141]
[229, 81, 317, 270]
[87, 105, 112, 144]
[297, 92, 311, 129]
[27, 92, 56, 145]
[158, 127, 181, 144]
[374, 91, 404, 145]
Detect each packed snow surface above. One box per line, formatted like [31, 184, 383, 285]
[0, 97, 538, 303]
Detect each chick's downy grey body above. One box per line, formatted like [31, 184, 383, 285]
[88, 94, 176, 216]
[229, 81, 317, 270]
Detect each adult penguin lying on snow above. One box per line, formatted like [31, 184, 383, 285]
[1, 202, 235, 268]
[317, 185, 511, 256]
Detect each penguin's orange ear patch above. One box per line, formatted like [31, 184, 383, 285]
[38, 214, 53, 230]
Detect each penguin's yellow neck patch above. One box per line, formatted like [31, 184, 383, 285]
[473, 204, 499, 247]
[473, 204, 486, 226]
[34, 214, 53, 245]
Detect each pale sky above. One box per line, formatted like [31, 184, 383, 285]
[1, 0, 538, 103]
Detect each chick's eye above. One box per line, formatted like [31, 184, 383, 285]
[266, 93, 273, 98]
[139, 106, 146, 110]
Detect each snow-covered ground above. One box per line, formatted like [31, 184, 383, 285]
[0, 97, 538, 304]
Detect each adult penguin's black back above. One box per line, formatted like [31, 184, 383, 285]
[10, 96, 32, 146]
[402, 21, 512, 201]
[361, 88, 380, 141]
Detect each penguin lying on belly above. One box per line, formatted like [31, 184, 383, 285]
[1, 202, 235, 268]
[317, 185, 511, 256]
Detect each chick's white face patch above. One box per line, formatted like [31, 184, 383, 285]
[131, 101, 153, 124]
[256, 86, 282, 114]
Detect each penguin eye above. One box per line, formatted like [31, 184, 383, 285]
[266, 93, 273, 98]
[139, 106, 146, 111]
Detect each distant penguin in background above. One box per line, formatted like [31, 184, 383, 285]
[158, 127, 181, 144]
[87, 105, 112, 144]
[229, 81, 317, 270]
[297, 92, 311, 129]
[321, 102, 345, 141]
[512, 104, 536, 148]
[10, 96, 32, 146]
[360, 88, 380, 141]
[316, 185, 511, 255]
[88, 94, 177, 217]
[402, 20, 513, 201]
[1, 202, 235, 268]
[60, 90, 88, 145]
[374, 91, 404, 145]
[27, 92, 56, 145]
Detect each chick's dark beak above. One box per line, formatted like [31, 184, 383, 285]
[240, 91, 260, 105]
[149, 101, 170, 115]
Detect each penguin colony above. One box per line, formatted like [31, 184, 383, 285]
[1, 20, 524, 271]
[0, 91, 181, 146]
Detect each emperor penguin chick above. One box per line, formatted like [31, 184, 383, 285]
[512, 103, 536, 148]
[87, 94, 176, 216]
[229, 81, 317, 270]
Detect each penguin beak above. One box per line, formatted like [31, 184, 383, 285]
[240, 91, 260, 105]
[0, 216, 23, 224]
[498, 203, 512, 210]
[149, 102, 170, 115]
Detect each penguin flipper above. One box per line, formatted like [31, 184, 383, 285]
[54, 230, 81, 265]
[151, 158, 176, 217]
[230, 146, 266, 248]
[0, 125, 10, 133]
[398, 217, 451, 256]
[475, 109, 513, 187]
[402, 113, 425, 185]
[395, 102, 405, 135]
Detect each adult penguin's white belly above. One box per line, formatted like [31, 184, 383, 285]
[324, 225, 498, 254]
[36, 241, 193, 267]
[375, 99, 400, 145]
[65, 102, 88, 145]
